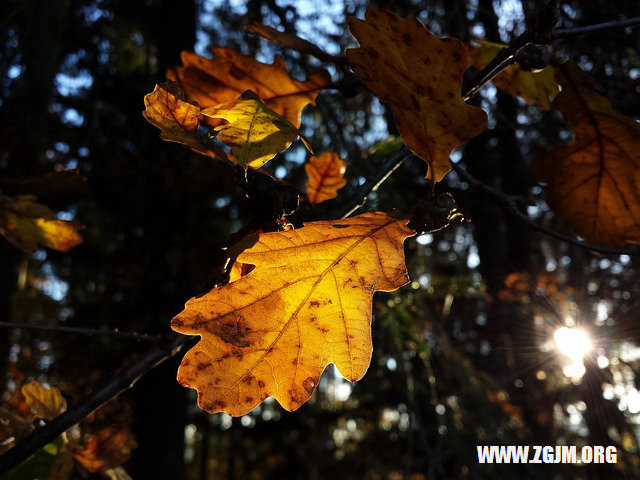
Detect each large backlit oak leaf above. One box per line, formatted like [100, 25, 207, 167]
[305, 152, 347, 204]
[467, 40, 558, 110]
[142, 81, 230, 161]
[202, 91, 311, 169]
[171, 212, 415, 416]
[346, 8, 487, 183]
[535, 64, 640, 247]
[168, 47, 332, 127]
[0, 195, 83, 253]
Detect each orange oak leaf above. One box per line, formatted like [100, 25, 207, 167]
[142, 81, 230, 161]
[167, 47, 332, 127]
[0, 195, 83, 253]
[21, 381, 67, 421]
[171, 211, 415, 416]
[346, 8, 487, 183]
[535, 64, 640, 247]
[467, 40, 558, 110]
[72, 427, 136, 473]
[305, 152, 347, 204]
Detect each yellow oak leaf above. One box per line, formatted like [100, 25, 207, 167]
[467, 40, 558, 110]
[171, 211, 415, 416]
[535, 63, 640, 247]
[202, 90, 311, 169]
[346, 8, 487, 183]
[305, 152, 347, 204]
[167, 47, 332, 127]
[0, 195, 83, 253]
[21, 381, 67, 421]
[142, 81, 230, 161]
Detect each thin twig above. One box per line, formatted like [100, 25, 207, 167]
[0, 321, 163, 342]
[462, 33, 532, 101]
[0, 334, 192, 474]
[338, 151, 412, 219]
[551, 16, 640, 39]
[451, 163, 640, 256]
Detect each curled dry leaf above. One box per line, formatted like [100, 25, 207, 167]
[534, 63, 640, 247]
[72, 427, 136, 473]
[168, 47, 331, 128]
[172, 212, 415, 416]
[142, 81, 230, 161]
[305, 152, 347, 204]
[467, 39, 558, 110]
[0, 195, 83, 253]
[346, 8, 487, 183]
[244, 23, 343, 64]
[21, 381, 67, 421]
[202, 90, 312, 169]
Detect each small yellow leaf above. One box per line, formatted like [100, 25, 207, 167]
[142, 81, 230, 161]
[305, 152, 347, 204]
[168, 47, 331, 128]
[0, 195, 83, 253]
[21, 381, 67, 421]
[346, 8, 487, 183]
[467, 40, 558, 110]
[202, 90, 311, 169]
[534, 63, 640, 247]
[172, 211, 415, 416]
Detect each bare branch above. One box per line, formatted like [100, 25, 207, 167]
[551, 16, 640, 39]
[451, 163, 640, 256]
[0, 321, 163, 342]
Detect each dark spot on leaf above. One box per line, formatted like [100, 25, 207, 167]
[208, 315, 252, 348]
[302, 377, 317, 393]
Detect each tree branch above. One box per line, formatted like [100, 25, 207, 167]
[551, 16, 640, 39]
[0, 321, 163, 342]
[0, 334, 193, 474]
[451, 163, 640, 256]
[462, 33, 532, 101]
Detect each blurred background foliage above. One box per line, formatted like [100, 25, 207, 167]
[1, 0, 640, 478]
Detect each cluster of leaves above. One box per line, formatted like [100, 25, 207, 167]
[2, 381, 135, 479]
[136, 7, 640, 417]
[0, 171, 84, 253]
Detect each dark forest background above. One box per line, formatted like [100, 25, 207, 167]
[1, 0, 640, 478]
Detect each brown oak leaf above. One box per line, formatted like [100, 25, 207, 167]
[535, 63, 640, 247]
[346, 8, 487, 182]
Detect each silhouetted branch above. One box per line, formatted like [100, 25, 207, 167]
[0, 321, 163, 342]
[551, 16, 640, 39]
[451, 163, 640, 256]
